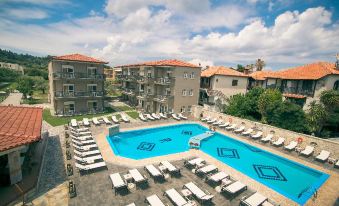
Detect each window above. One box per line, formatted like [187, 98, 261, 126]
[147, 71, 152, 78]
[232, 79, 238, 86]
[62, 65, 74, 73]
[147, 88, 152, 94]
[87, 101, 98, 112]
[64, 101, 75, 114]
[183, 72, 188, 79]
[87, 84, 97, 92]
[216, 78, 218, 83]
[87, 67, 97, 77]
[63, 84, 74, 96]
[165, 88, 171, 95]
[188, 106, 192, 112]
[182, 89, 187, 96]
[190, 72, 195, 79]
[188, 89, 193, 96]
[181, 106, 186, 113]
[334, 80, 339, 91]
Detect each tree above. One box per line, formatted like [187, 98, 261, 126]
[236, 64, 245, 73]
[255, 58, 265, 71]
[0, 67, 20, 82]
[306, 101, 328, 136]
[258, 89, 282, 123]
[245, 87, 265, 119]
[16, 76, 34, 99]
[319, 90, 339, 136]
[33, 77, 48, 94]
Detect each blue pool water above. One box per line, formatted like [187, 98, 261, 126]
[107, 123, 329, 205]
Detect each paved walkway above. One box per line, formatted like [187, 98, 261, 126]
[0, 92, 22, 105]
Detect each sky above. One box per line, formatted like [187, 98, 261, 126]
[0, 0, 338, 70]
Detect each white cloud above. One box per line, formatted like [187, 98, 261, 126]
[6, 8, 49, 19]
[189, 59, 214, 68]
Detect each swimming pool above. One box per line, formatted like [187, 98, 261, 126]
[107, 123, 329, 205]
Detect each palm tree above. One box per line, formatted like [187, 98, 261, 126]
[255, 59, 265, 71]
[245, 64, 254, 73]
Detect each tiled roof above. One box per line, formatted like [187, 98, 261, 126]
[0, 106, 43, 152]
[250, 62, 338, 80]
[53, 54, 108, 64]
[201, 66, 248, 77]
[283, 93, 306, 99]
[116, 59, 200, 68]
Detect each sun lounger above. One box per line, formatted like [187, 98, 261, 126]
[73, 149, 100, 157]
[242, 128, 253, 136]
[129, 169, 148, 186]
[160, 161, 180, 175]
[121, 114, 130, 122]
[196, 165, 218, 175]
[110, 173, 127, 194]
[222, 181, 247, 195]
[335, 160, 339, 168]
[103, 117, 111, 124]
[207, 118, 217, 124]
[171, 113, 181, 120]
[315, 150, 330, 162]
[201, 116, 210, 122]
[71, 130, 92, 136]
[225, 124, 237, 130]
[126, 203, 136, 206]
[300, 146, 314, 156]
[241, 192, 268, 206]
[178, 113, 188, 120]
[145, 165, 164, 181]
[70, 119, 78, 127]
[284, 141, 298, 151]
[73, 143, 98, 151]
[71, 135, 93, 141]
[112, 115, 120, 123]
[92, 117, 100, 125]
[151, 113, 161, 120]
[184, 157, 205, 168]
[72, 139, 95, 145]
[145, 114, 155, 120]
[234, 126, 245, 133]
[145, 194, 166, 206]
[219, 122, 230, 128]
[206, 171, 229, 184]
[71, 127, 89, 132]
[272, 137, 285, 147]
[165, 188, 193, 206]
[74, 155, 103, 164]
[261, 134, 273, 143]
[83, 118, 90, 126]
[159, 113, 167, 119]
[213, 120, 223, 126]
[183, 182, 214, 203]
[251, 131, 263, 139]
[75, 161, 106, 171]
[139, 113, 148, 121]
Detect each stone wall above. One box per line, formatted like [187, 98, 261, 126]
[192, 105, 339, 157]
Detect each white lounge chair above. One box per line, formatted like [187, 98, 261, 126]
[219, 122, 230, 128]
[160, 161, 180, 175]
[315, 150, 330, 162]
[206, 171, 229, 184]
[251, 131, 263, 139]
[110, 173, 127, 194]
[92, 117, 100, 125]
[139, 113, 147, 121]
[184, 182, 214, 203]
[71, 130, 92, 136]
[112, 115, 120, 123]
[145, 194, 166, 206]
[335, 160, 339, 168]
[126, 204, 136, 206]
[222, 181, 247, 195]
[207, 118, 217, 124]
[242, 128, 253, 136]
[171, 113, 181, 120]
[103, 117, 111, 124]
[284, 141, 298, 151]
[129, 169, 148, 186]
[213, 120, 223, 126]
[73, 143, 98, 151]
[225, 124, 237, 131]
[121, 114, 130, 122]
[178, 113, 188, 120]
[201, 116, 211, 122]
[151, 113, 161, 120]
[70, 119, 78, 127]
[145, 114, 155, 120]
[300, 146, 315, 157]
[261, 134, 274, 143]
[71, 135, 93, 141]
[159, 113, 167, 119]
[74, 154, 102, 164]
[241, 192, 268, 206]
[272, 137, 285, 147]
[234, 126, 245, 133]
[83, 118, 90, 126]
[72, 139, 95, 145]
[165, 188, 193, 206]
[75, 161, 106, 171]
[196, 165, 218, 176]
[71, 127, 89, 132]
[184, 158, 205, 168]
[145, 165, 165, 181]
[73, 149, 100, 157]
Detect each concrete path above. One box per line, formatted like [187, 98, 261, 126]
[0, 93, 22, 106]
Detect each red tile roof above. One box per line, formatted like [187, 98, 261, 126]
[0, 106, 43, 152]
[53, 54, 108, 64]
[283, 93, 306, 99]
[250, 71, 280, 80]
[116, 59, 200, 68]
[201, 66, 248, 77]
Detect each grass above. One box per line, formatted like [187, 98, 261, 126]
[114, 105, 132, 111]
[43, 107, 117, 126]
[22, 90, 48, 105]
[125, 110, 138, 119]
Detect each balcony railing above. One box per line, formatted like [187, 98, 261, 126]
[153, 94, 173, 103]
[53, 72, 104, 80]
[54, 91, 104, 98]
[154, 77, 174, 85]
[121, 89, 136, 96]
[282, 86, 313, 96]
[136, 92, 154, 99]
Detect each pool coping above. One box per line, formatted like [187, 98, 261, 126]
[94, 121, 339, 206]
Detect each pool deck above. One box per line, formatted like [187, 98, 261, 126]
[93, 120, 339, 206]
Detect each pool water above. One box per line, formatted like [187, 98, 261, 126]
[107, 123, 329, 205]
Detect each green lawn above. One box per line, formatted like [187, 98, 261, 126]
[22, 90, 48, 105]
[114, 105, 132, 111]
[43, 108, 117, 126]
[125, 110, 138, 119]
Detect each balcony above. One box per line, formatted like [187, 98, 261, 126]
[154, 77, 174, 85]
[121, 89, 136, 96]
[136, 76, 154, 84]
[136, 92, 154, 99]
[282, 86, 313, 97]
[53, 72, 105, 80]
[54, 91, 104, 98]
[153, 94, 173, 103]
[119, 75, 138, 82]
